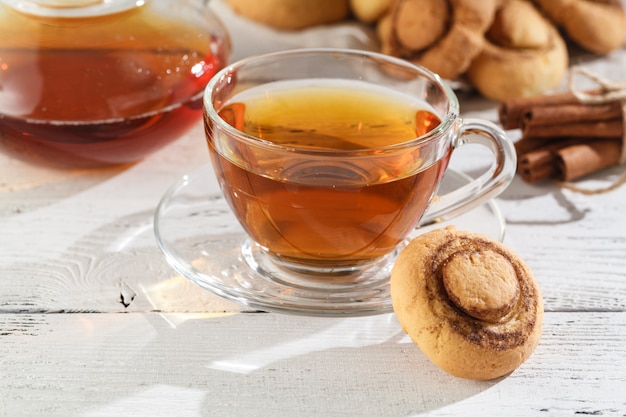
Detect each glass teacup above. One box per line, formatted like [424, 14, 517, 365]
[202, 48, 516, 304]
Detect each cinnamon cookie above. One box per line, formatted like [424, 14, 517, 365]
[379, 0, 498, 80]
[390, 226, 543, 380]
[466, 0, 568, 101]
[226, 0, 350, 30]
[532, 0, 626, 54]
[350, 0, 391, 23]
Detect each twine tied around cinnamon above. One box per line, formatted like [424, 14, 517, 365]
[562, 66, 626, 194]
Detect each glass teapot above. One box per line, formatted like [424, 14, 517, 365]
[0, 0, 230, 167]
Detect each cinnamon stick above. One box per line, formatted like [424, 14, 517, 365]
[517, 147, 559, 182]
[523, 102, 622, 127]
[498, 89, 603, 130]
[516, 137, 590, 182]
[517, 138, 621, 182]
[515, 135, 568, 156]
[517, 140, 621, 183]
[556, 140, 622, 181]
[522, 119, 623, 139]
[501, 88, 624, 184]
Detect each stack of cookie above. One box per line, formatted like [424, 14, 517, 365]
[226, 0, 626, 101]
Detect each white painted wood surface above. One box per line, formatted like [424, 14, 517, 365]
[2, 3, 626, 415]
[1, 312, 625, 417]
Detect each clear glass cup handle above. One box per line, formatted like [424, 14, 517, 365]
[419, 118, 517, 226]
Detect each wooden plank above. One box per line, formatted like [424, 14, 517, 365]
[1, 311, 625, 417]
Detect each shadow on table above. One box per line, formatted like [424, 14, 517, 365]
[187, 313, 503, 416]
[0, 149, 132, 216]
[70, 310, 505, 416]
[463, 164, 625, 226]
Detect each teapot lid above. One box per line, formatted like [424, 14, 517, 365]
[2, 0, 143, 17]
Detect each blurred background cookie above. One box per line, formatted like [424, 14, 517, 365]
[226, 0, 350, 30]
[532, 0, 626, 54]
[466, 0, 569, 101]
[219, 0, 625, 101]
[379, 0, 497, 80]
[350, 0, 391, 23]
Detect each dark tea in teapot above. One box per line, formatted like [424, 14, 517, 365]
[0, 0, 229, 167]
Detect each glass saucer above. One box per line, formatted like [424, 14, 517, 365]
[153, 164, 505, 317]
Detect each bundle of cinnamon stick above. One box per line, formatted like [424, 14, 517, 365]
[499, 90, 624, 183]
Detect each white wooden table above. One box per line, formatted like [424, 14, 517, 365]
[2, 5, 626, 416]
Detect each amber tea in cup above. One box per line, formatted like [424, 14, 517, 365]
[204, 49, 516, 282]
[213, 80, 447, 266]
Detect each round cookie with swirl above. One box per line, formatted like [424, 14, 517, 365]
[390, 226, 543, 380]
